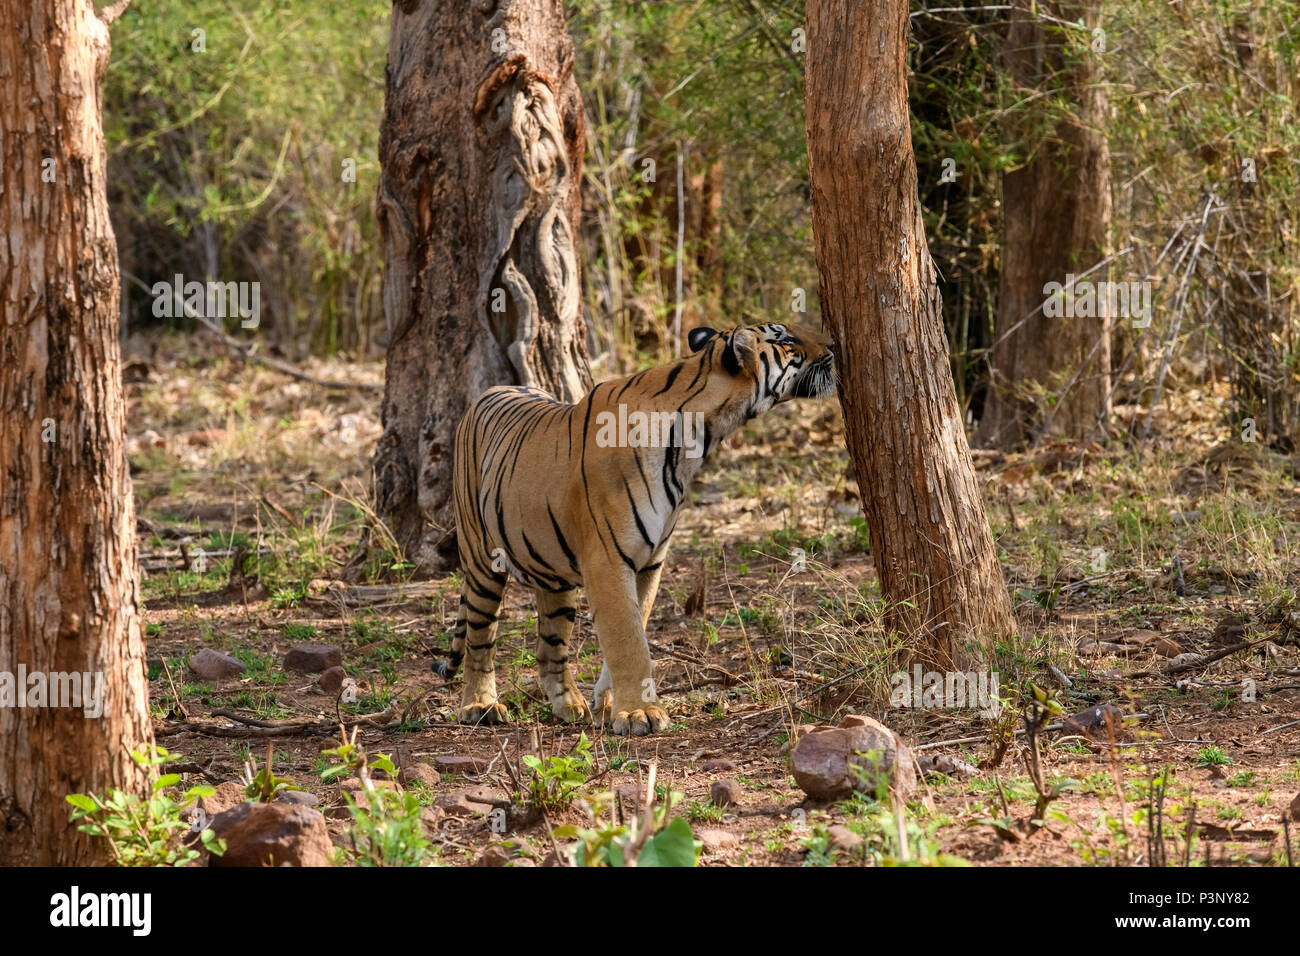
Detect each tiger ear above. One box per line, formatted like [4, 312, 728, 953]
[687, 327, 717, 353]
[722, 328, 759, 376]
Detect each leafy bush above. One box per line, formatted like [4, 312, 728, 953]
[66, 744, 225, 866]
[321, 732, 432, 867]
[522, 732, 595, 812]
[242, 743, 301, 803]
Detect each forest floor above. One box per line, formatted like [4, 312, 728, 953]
[123, 332, 1300, 867]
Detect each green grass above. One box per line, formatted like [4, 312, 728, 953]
[281, 622, 318, 642]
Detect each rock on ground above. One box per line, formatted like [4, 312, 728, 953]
[790, 714, 917, 801]
[915, 753, 979, 779]
[316, 665, 346, 694]
[435, 754, 491, 775]
[475, 845, 512, 867]
[188, 648, 245, 680]
[1154, 637, 1184, 657]
[207, 802, 334, 867]
[284, 644, 343, 673]
[433, 787, 500, 818]
[275, 790, 320, 807]
[827, 824, 863, 852]
[1061, 703, 1126, 738]
[696, 829, 739, 852]
[700, 758, 736, 773]
[199, 780, 249, 818]
[399, 761, 442, 787]
[710, 779, 743, 807]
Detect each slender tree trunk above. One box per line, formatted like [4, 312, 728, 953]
[806, 0, 1016, 667]
[0, 0, 151, 864]
[974, 0, 1112, 448]
[694, 150, 725, 316]
[617, 138, 724, 355]
[1221, 24, 1298, 454]
[371, 0, 591, 574]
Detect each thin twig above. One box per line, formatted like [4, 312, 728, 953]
[1139, 193, 1219, 459]
[159, 657, 189, 720]
[1261, 719, 1300, 736]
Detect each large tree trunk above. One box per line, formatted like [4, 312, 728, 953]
[806, 0, 1017, 667]
[974, 0, 1112, 448]
[372, 0, 591, 574]
[0, 0, 151, 864]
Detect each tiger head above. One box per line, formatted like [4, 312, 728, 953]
[687, 323, 837, 416]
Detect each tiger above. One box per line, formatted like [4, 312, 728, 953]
[433, 322, 836, 735]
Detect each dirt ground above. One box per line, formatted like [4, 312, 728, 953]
[123, 333, 1300, 866]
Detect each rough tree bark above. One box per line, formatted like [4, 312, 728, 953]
[806, 0, 1017, 666]
[0, 0, 151, 864]
[372, 0, 591, 574]
[974, 0, 1112, 448]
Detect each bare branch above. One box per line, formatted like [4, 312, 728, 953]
[98, 0, 131, 26]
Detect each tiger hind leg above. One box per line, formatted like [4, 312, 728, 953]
[534, 588, 591, 724]
[450, 562, 509, 725]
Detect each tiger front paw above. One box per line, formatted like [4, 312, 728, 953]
[609, 704, 670, 736]
[457, 700, 510, 725]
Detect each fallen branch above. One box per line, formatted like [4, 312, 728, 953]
[167, 759, 223, 784]
[657, 674, 734, 694]
[210, 709, 309, 730]
[1060, 566, 1159, 594]
[648, 641, 744, 684]
[1163, 640, 1260, 677]
[1261, 718, 1300, 736]
[310, 581, 448, 608]
[1123, 639, 1263, 680]
[914, 712, 1151, 751]
[158, 721, 320, 739]
[915, 722, 1061, 752]
[727, 664, 869, 727]
[158, 706, 397, 738]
